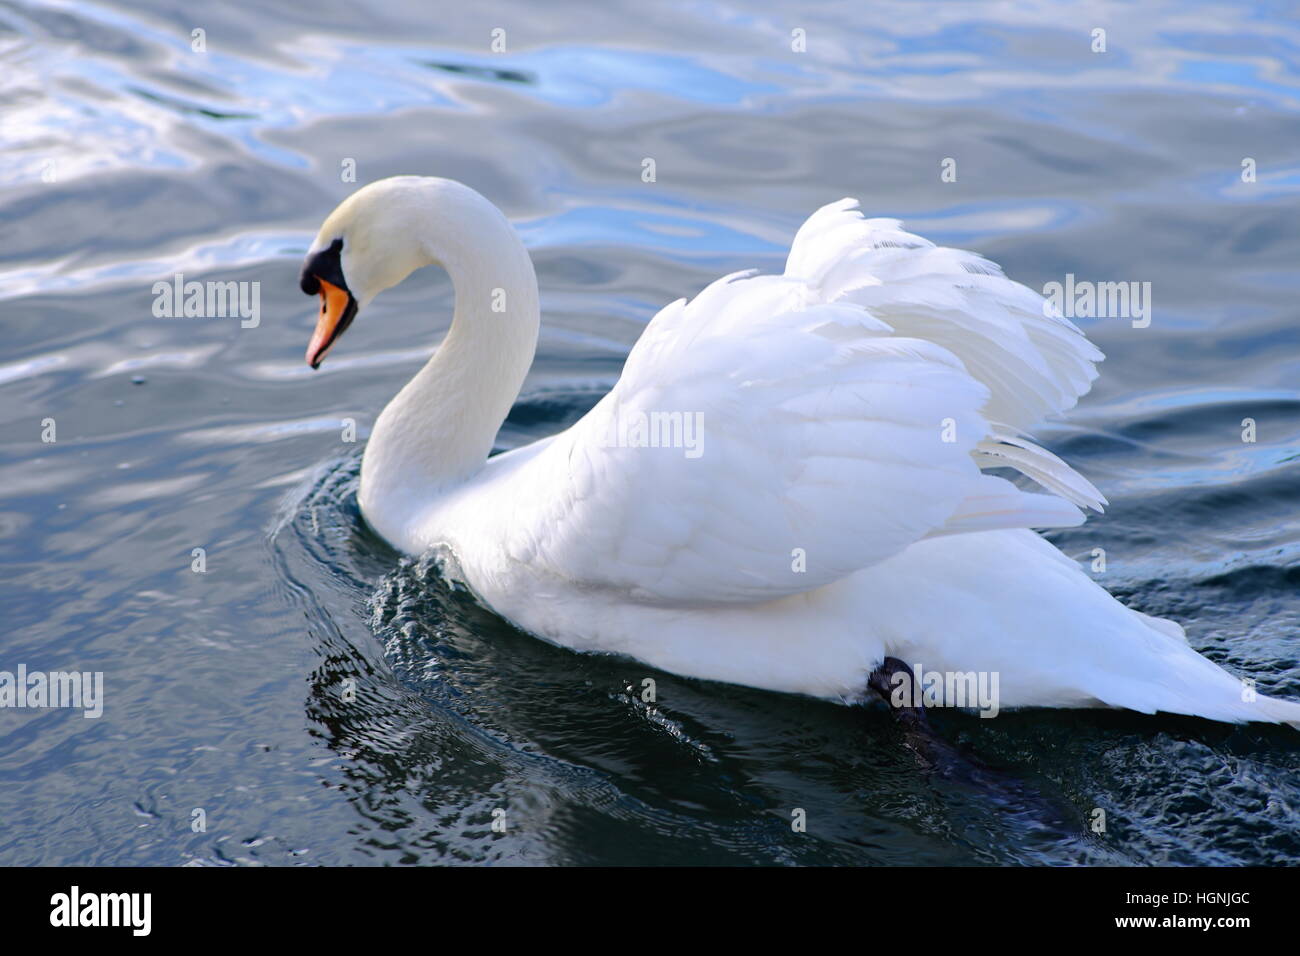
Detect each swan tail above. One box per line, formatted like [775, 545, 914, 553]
[1112, 632, 1300, 728]
[1254, 695, 1300, 728]
[870, 530, 1300, 729]
[1092, 624, 1300, 728]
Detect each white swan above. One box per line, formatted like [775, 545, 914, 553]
[299, 176, 1300, 727]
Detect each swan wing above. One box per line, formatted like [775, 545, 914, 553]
[515, 200, 1103, 605]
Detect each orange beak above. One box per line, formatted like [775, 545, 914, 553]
[306, 278, 356, 369]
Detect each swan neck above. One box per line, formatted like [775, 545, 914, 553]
[360, 190, 539, 537]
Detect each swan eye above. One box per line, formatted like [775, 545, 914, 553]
[299, 237, 346, 297]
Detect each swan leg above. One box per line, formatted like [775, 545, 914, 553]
[867, 656, 969, 771]
[866, 657, 1079, 831]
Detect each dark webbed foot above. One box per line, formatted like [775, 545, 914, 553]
[867, 656, 973, 773]
[865, 657, 1077, 832]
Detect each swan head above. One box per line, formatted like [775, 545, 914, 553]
[299, 177, 448, 368]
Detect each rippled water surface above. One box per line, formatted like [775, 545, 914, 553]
[2, 0, 1300, 865]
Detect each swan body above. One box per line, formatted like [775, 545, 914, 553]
[299, 176, 1300, 726]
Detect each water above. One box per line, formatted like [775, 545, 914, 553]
[2, 0, 1299, 866]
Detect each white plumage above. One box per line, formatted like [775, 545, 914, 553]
[299, 176, 1300, 726]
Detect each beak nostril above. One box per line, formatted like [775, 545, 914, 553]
[306, 277, 357, 369]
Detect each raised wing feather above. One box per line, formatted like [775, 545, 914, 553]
[514, 200, 1102, 605]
